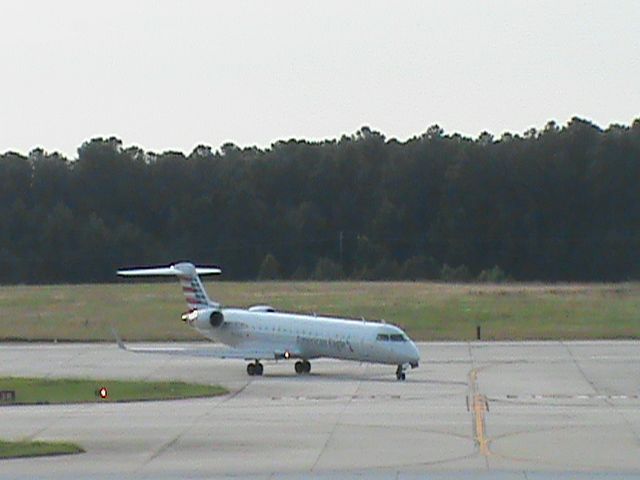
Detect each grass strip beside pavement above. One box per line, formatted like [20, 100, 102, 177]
[0, 440, 84, 459]
[1, 282, 639, 341]
[0, 377, 228, 405]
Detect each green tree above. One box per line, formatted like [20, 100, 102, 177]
[312, 257, 344, 280]
[441, 264, 471, 282]
[1, 117, 639, 283]
[258, 254, 281, 280]
[477, 265, 509, 283]
[401, 255, 440, 280]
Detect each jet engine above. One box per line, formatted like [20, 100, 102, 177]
[181, 308, 224, 328]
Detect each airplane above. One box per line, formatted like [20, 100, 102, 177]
[116, 262, 420, 380]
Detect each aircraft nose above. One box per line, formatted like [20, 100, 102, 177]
[408, 341, 420, 367]
[413, 341, 421, 359]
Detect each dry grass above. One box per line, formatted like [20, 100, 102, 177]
[0, 281, 638, 341]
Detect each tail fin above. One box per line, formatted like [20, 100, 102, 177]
[117, 262, 221, 309]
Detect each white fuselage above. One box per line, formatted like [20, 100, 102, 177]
[192, 308, 421, 367]
[118, 263, 421, 377]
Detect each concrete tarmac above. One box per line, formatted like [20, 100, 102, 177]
[1, 341, 639, 479]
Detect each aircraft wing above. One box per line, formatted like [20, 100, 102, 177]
[112, 329, 297, 360]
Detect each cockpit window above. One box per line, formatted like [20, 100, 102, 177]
[390, 334, 406, 342]
[376, 334, 390, 341]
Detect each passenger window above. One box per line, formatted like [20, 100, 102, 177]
[376, 334, 390, 341]
[390, 334, 406, 342]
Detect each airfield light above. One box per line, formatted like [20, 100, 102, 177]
[99, 387, 108, 399]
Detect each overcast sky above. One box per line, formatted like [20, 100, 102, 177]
[1, 0, 639, 158]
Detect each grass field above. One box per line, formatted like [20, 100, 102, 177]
[0, 281, 639, 341]
[0, 377, 227, 404]
[0, 440, 84, 459]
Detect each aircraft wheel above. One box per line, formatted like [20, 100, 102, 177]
[247, 363, 256, 376]
[294, 361, 305, 374]
[255, 362, 264, 376]
[303, 360, 311, 373]
[396, 372, 406, 381]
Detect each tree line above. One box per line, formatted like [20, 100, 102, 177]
[1, 117, 639, 284]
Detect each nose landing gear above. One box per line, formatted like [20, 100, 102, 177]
[294, 360, 311, 375]
[396, 365, 406, 381]
[247, 360, 264, 376]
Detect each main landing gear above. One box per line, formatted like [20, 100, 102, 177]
[246, 360, 264, 376]
[294, 360, 311, 375]
[246, 360, 311, 376]
[396, 365, 406, 381]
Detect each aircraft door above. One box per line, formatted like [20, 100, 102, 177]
[357, 334, 372, 360]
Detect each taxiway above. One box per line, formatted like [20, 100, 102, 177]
[1, 341, 639, 479]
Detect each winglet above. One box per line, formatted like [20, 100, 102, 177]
[111, 326, 127, 351]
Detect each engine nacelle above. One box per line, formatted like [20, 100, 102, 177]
[207, 310, 224, 327]
[181, 308, 224, 328]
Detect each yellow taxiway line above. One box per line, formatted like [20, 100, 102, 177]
[468, 368, 491, 456]
[473, 393, 490, 456]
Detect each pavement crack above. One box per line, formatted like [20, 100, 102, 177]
[604, 397, 640, 447]
[137, 381, 246, 471]
[218, 379, 252, 405]
[562, 341, 599, 394]
[146, 434, 180, 462]
[310, 364, 364, 471]
[562, 343, 640, 447]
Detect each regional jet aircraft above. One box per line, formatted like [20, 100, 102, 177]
[117, 262, 420, 380]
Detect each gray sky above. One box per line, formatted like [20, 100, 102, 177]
[1, 0, 639, 158]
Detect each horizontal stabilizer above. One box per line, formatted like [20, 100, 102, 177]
[117, 262, 221, 308]
[117, 265, 221, 276]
